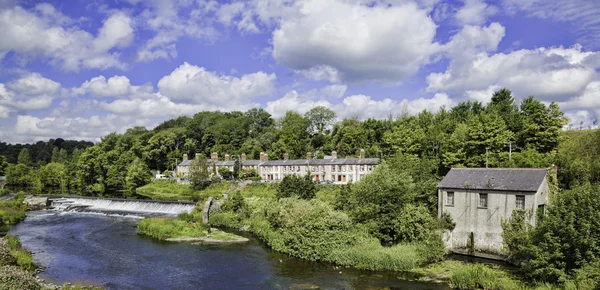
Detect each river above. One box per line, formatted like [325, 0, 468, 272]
[10, 211, 448, 290]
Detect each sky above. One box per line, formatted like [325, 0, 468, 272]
[1, 0, 600, 143]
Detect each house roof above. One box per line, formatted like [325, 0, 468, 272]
[178, 157, 380, 167]
[438, 168, 548, 192]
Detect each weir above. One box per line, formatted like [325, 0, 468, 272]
[48, 197, 195, 216]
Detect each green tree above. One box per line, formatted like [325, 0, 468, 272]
[276, 174, 317, 200]
[519, 97, 565, 153]
[17, 148, 30, 166]
[0, 155, 7, 175]
[6, 164, 34, 186]
[125, 158, 152, 194]
[189, 156, 211, 190]
[304, 106, 336, 134]
[218, 166, 232, 179]
[39, 162, 68, 191]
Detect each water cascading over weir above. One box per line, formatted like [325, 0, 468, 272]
[48, 197, 195, 217]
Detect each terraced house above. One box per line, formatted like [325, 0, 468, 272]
[177, 149, 380, 184]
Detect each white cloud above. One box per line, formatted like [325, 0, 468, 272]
[12, 114, 135, 142]
[74, 75, 154, 98]
[456, 0, 497, 26]
[443, 22, 505, 58]
[427, 45, 599, 101]
[0, 4, 134, 71]
[7, 73, 61, 96]
[266, 89, 453, 120]
[265, 90, 331, 118]
[271, 0, 440, 83]
[135, 0, 219, 62]
[157, 62, 276, 105]
[0, 74, 63, 117]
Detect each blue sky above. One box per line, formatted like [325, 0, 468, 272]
[1, 0, 599, 143]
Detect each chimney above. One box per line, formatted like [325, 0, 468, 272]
[264, 154, 269, 161]
[284, 153, 289, 161]
[225, 154, 230, 162]
[211, 152, 218, 162]
[360, 149, 365, 159]
[331, 151, 337, 160]
[241, 153, 247, 162]
[183, 154, 188, 161]
[307, 152, 312, 160]
[259, 152, 265, 162]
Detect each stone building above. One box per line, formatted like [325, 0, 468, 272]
[177, 149, 379, 184]
[437, 168, 550, 258]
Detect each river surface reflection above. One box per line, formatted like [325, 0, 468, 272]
[10, 211, 448, 290]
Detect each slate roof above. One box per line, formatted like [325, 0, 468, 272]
[178, 157, 380, 167]
[438, 168, 548, 192]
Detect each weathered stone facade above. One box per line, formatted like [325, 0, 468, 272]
[438, 168, 550, 258]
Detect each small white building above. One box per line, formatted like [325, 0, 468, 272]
[438, 168, 550, 258]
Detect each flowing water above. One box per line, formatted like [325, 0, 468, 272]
[49, 197, 196, 216]
[10, 211, 448, 290]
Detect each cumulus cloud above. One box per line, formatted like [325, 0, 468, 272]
[157, 62, 276, 105]
[0, 4, 134, 71]
[73, 76, 154, 98]
[271, 0, 440, 83]
[427, 45, 599, 101]
[266, 89, 454, 120]
[0, 73, 64, 118]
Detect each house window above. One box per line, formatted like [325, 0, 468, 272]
[296, 166, 300, 172]
[516, 195, 525, 210]
[538, 204, 546, 216]
[332, 166, 336, 172]
[349, 166, 353, 172]
[479, 193, 488, 208]
[447, 192, 454, 206]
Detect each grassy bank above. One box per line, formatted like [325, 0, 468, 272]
[136, 211, 247, 243]
[0, 193, 26, 230]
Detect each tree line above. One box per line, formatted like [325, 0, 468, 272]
[0, 88, 574, 195]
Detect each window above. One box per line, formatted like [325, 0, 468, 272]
[478, 193, 488, 208]
[537, 204, 546, 216]
[516, 195, 525, 210]
[349, 165, 353, 172]
[332, 166, 336, 172]
[447, 192, 454, 206]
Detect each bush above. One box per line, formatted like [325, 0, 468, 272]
[0, 265, 41, 290]
[176, 212, 195, 223]
[209, 212, 242, 229]
[574, 259, 600, 290]
[276, 174, 317, 200]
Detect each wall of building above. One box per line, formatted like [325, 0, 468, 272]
[438, 178, 548, 256]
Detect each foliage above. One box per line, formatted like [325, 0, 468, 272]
[0, 155, 7, 175]
[136, 217, 209, 240]
[503, 183, 600, 283]
[125, 158, 152, 194]
[222, 191, 247, 214]
[449, 263, 523, 290]
[189, 156, 212, 190]
[0, 265, 41, 290]
[304, 106, 336, 134]
[218, 166, 232, 179]
[276, 174, 317, 200]
[0, 195, 26, 225]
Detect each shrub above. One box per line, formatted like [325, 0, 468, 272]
[276, 174, 317, 200]
[0, 265, 41, 290]
[574, 259, 600, 290]
[209, 212, 241, 229]
[176, 212, 195, 223]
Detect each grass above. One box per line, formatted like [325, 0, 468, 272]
[136, 216, 244, 242]
[135, 180, 199, 201]
[136, 218, 209, 240]
[328, 239, 427, 271]
[449, 263, 525, 290]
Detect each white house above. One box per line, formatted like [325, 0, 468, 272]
[438, 168, 550, 258]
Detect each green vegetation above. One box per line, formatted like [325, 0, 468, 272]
[137, 217, 209, 240]
[0, 194, 26, 229]
[3, 89, 599, 289]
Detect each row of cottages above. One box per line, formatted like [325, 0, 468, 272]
[176, 149, 380, 184]
[438, 168, 551, 258]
